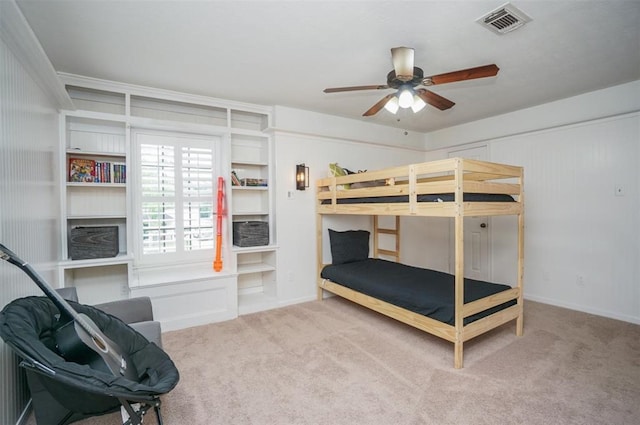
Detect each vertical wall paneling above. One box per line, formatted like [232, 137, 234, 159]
[489, 114, 639, 323]
[0, 34, 61, 425]
[424, 110, 640, 324]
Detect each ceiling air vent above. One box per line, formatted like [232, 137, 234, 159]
[477, 2, 532, 35]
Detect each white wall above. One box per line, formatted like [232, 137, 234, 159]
[0, 2, 68, 423]
[425, 81, 640, 150]
[423, 81, 640, 324]
[491, 114, 639, 323]
[273, 106, 425, 150]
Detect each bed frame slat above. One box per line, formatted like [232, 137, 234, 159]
[462, 287, 520, 318]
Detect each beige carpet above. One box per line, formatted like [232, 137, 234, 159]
[27, 298, 640, 425]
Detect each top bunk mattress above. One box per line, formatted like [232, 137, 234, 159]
[321, 192, 515, 204]
[321, 258, 515, 325]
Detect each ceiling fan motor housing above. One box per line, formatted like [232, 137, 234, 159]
[387, 67, 424, 88]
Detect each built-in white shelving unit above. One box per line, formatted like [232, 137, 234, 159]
[230, 114, 277, 313]
[57, 79, 276, 314]
[59, 110, 131, 303]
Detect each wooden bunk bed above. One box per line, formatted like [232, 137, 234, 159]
[316, 157, 524, 368]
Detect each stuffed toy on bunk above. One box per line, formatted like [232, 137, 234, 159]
[328, 163, 350, 190]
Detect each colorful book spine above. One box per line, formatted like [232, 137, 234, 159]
[112, 162, 126, 183]
[95, 161, 109, 183]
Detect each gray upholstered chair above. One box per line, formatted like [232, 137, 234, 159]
[56, 287, 162, 347]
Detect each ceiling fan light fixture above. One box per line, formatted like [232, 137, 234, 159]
[411, 94, 426, 113]
[398, 88, 414, 109]
[384, 96, 399, 114]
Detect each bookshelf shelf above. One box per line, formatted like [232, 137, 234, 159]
[230, 159, 268, 167]
[231, 186, 268, 191]
[66, 149, 125, 158]
[67, 214, 127, 220]
[237, 262, 276, 275]
[67, 182, 127, 188]
[59, 253, 133, 269]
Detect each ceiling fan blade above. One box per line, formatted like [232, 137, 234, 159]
[324, 84, 389, 93]
[425, 64, 499, 85]
[416, 89, 455, 111]
[363, 94, 395, 116]
[391, 47, 415, 81]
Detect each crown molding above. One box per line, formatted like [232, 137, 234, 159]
[0, 1, 73, 109]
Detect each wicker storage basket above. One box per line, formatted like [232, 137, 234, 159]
[69, 226, 119, 260]
[233, 221, 269, 247]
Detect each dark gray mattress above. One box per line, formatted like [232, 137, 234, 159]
[321, 258, 516, 325]
[322, 193, 515, 204]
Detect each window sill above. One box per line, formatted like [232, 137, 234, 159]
[132, 261, 234, 288]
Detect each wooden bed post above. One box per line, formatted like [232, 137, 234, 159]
[317, 207, 324, 301]
[516, 171, 525, 336]
[454, 211, 464, 369]
[454, 158, 465, 369]
[373, 215, 379, 258]
[395, 216, 400, 261]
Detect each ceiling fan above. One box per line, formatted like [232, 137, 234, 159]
[323, 47, 499, 116]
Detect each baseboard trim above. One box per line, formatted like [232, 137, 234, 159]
[277, 295, 318, 308]
[524, 294, 640, 325]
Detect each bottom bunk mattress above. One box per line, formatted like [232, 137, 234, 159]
[320, 258, 516, 325]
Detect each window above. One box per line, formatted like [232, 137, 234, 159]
[133, 130, 221, 265]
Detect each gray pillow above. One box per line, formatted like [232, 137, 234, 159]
[328, 229, 370, 265]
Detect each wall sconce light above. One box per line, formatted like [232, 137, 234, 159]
[296, 163, 309, 190]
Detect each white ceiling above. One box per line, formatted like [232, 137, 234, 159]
[16, 0, 640, 134]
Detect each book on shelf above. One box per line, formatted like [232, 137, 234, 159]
[240, 178, 268, 187]
[112, 162, 126, 184]
[95, 161, 110, 183]
[68, 158, 95, 182]
[231, 170, 241, 186]
[68, 158, 126, 184]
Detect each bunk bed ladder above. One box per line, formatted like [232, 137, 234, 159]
[373, 216, 400, 262]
